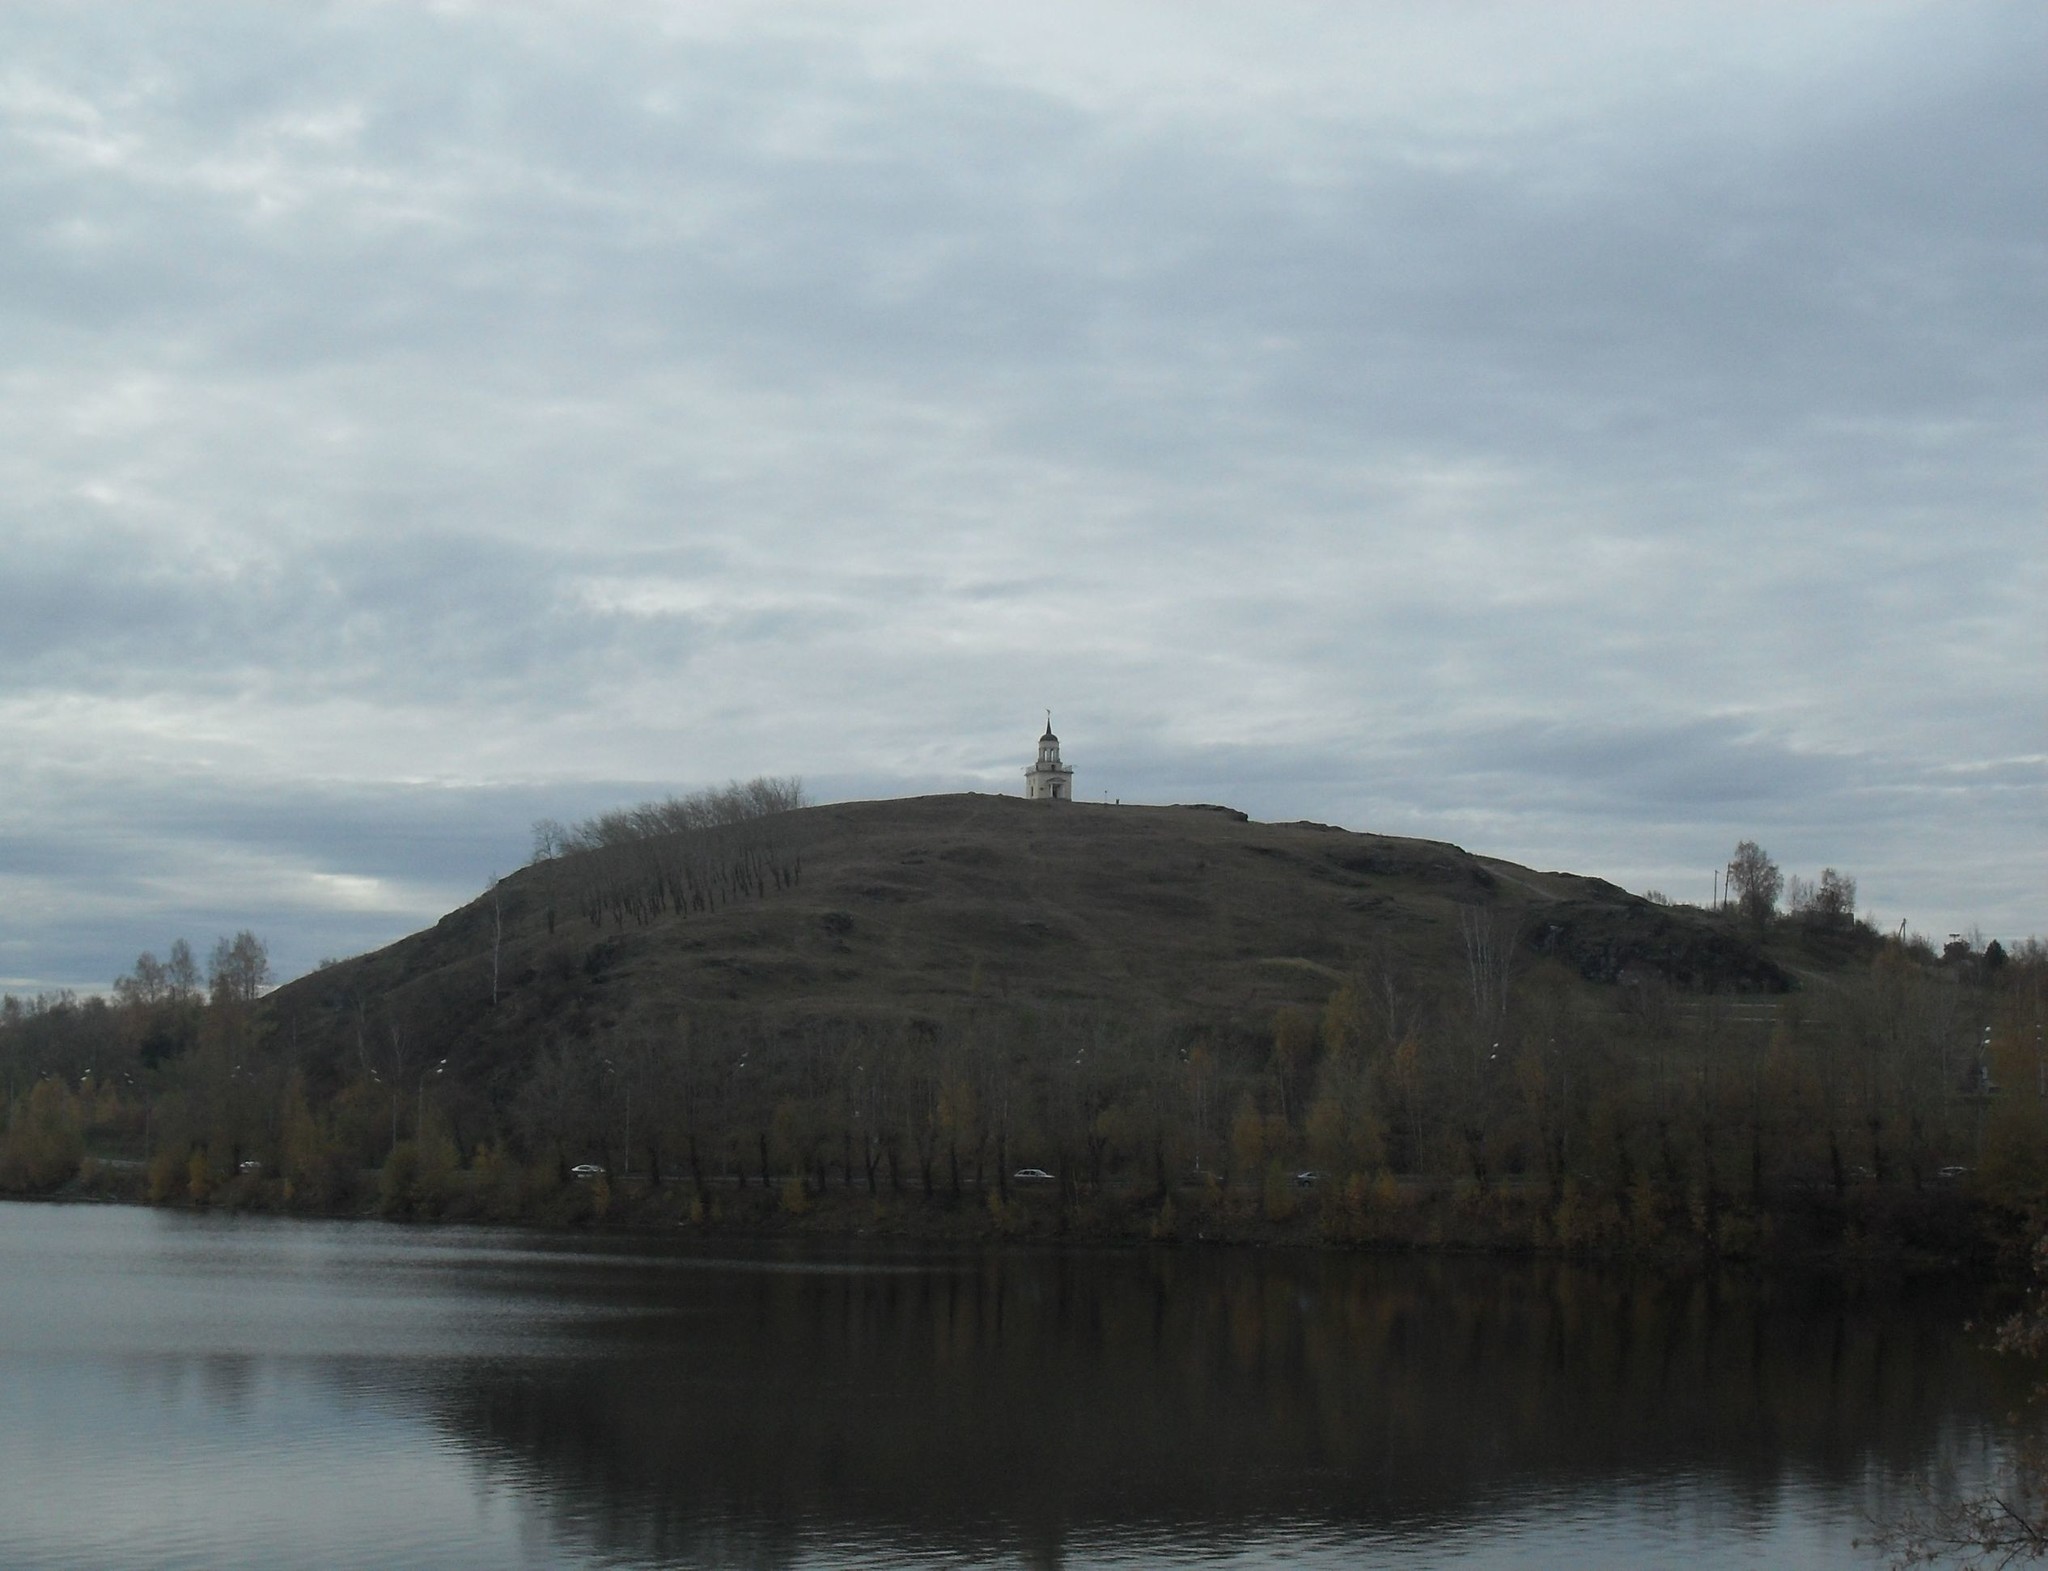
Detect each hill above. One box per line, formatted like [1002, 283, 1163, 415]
[273, 791, 1791, 1066]
[8, 791, 2034, 1258]
[247, 791, 1912, 1223]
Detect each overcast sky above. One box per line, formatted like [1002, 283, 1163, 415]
[2, 0, 2041, 994]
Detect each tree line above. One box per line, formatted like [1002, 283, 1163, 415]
[3, 901, 2041, 1257]
[526, 776, 807, 932]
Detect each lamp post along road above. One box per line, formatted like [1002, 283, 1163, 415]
[417, 1058, 448, 1143]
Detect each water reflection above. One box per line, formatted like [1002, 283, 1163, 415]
[413, 1247, 2017, 1567]
[0, 1204, 2022, 1570]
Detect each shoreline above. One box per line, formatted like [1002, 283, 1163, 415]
[28, 1158, 2011, 1279]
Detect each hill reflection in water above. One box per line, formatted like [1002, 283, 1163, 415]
[0, 1205, 2020, 1569]
[408, 1239, 2011, 1567]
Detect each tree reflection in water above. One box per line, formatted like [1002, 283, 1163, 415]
[403, 1245, 2021, 1568]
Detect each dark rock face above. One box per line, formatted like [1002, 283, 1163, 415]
[1530, 902, 1791, 992]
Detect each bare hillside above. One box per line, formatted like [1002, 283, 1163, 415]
[270, 793, 1787, 1095]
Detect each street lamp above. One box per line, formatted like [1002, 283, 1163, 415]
[417, 1057, 448, 1142]
[601, 1058, 633, 1177]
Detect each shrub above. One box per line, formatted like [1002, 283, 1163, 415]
[147, 1147, 185, 1204]
[378, 1141, 420, 1216]
[1150, 1196, 1180, 1241]
[780, 1174, 811, 1216]
[0, 1081, 85, 1192]
[1262, 1162, 1299, 1223]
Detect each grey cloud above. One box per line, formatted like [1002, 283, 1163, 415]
[9, 3, 2035, 504]
[1434, 720, 1856, 814]
[0, 1, 2039, 990]
[0, 530, 659, 706]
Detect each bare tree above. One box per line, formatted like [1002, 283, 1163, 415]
[1816, 868, 1857, 922]
[517, 1039, 597, 1177]
[487, 874, 504, 1005]
[556, 775, 808, 853]
[359, 1014, 412, 1156]
[530, 819, 567, 863]
[166, 939, 202, 1001]
[115, 952, 170, 1009]
[1726, 841, 1783, 931]
[1457, 906, 1517, 1038]
[208, 932, 271, 1008]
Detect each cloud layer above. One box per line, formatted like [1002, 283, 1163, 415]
[3, 1, 2041, 990]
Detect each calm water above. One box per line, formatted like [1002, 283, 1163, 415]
[0, 1203, 2024, 1569]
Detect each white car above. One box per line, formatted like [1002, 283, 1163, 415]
[1012, 1167, 1055, 1184]
[570, 1163, 606, 1180]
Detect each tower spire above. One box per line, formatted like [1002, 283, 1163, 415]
[1024, 714, 1073, 801]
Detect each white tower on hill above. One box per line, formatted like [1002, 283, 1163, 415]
[1024, 715, 1074, 801]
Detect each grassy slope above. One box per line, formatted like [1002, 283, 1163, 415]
[271, 794, 1794, 1089]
